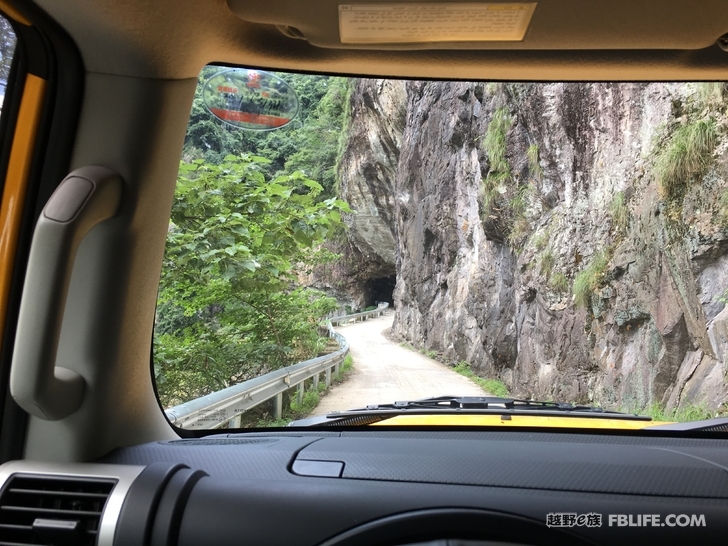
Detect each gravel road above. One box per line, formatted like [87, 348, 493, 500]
[313, 312, 486, 415]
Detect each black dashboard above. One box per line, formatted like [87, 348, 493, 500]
[2, 429, 728, 545]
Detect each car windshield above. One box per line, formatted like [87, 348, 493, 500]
[154, 66, 728, 431]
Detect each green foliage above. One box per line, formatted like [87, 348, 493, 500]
[527, 144, 542, 179]
[483, 108, 512, 181]
[289, 386, 321, 415]
[610, 191, 629, 233]
[508, 184, 530, 217]
[480, 108, 513, 215]
[573, 250, 610, 308]
[635, 401, 722, 423]
[257, 354, 354, 427]
[550, 272, 569, 293]
[454, 362, 509, 397]
[283, 77, 351, 197]
[155, 155, 350, 407]
[164, 155, 348, 295]
[480, 108, 535, 248]
[655, 119, 717, 202]
[183, 69, 350, 199]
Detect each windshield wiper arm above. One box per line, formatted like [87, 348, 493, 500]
[351, 395, 627, 414]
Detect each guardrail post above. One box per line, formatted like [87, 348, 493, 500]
[297, 382, 304, 405]
[325, 367, 331, 387]
[230, 413, 242, 428]
[313, 373, 319, 390]
[274, 392, 283, 419]
[334, 361, 340, 376]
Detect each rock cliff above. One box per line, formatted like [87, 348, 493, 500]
[337, 79, 728, 412]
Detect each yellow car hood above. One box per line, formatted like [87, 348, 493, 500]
[371, 413, 671, 429]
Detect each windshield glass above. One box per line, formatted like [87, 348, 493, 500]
[154, 66, 728, 430]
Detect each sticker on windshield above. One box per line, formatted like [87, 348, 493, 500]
[202, 69, 299, 131]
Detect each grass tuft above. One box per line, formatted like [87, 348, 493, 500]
[550, 272, 569, 293]
[454, 361, 509, 397]
[634, 401, 723, 423]
[573, 250, 610, 308]
[527, 144, 542, 179]
[655, 119, 717, 202]
[696, 82, 724, 108]
[610, 191, 629, 233]
[539, 250, 555, 278]
[483, 107, 512, 175]
[480, 107, 513, 218]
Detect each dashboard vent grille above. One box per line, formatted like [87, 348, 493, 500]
[0, 474, 116, 546]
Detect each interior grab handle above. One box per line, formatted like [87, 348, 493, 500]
[10, 166, 123, 420]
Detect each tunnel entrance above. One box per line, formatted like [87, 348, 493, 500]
[363, 275, 396, 308]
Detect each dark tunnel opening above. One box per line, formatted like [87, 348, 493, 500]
[364, 275, 396, 308]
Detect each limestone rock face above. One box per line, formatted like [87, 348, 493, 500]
[337, 80, 728, 412]
[334, 79, 406, 306]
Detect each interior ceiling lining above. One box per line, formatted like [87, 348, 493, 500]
[32, 0, 728, 80]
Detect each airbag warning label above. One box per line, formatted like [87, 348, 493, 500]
[339, 3, 536, 44]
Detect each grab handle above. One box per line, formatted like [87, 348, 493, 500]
[10, 166, 122, 420]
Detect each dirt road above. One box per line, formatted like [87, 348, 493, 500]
[313, 313, 487, 415]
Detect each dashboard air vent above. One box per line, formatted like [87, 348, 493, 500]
[0, 474, 116, 546]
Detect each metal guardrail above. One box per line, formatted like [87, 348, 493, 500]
[329, 303, 389, 326]
[165, 302, 389, 429]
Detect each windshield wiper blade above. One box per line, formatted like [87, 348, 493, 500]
[287, 395, 648, 427]
[349, 395, 626, 414]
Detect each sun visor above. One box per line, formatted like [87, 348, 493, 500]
[227, 0, 728, 51]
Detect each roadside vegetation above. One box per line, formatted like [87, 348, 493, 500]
[255, 354, 354, 427]
[155, 70, 353, 409]
[631, 400, 725, 423]
[454, 362, 509, 397]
